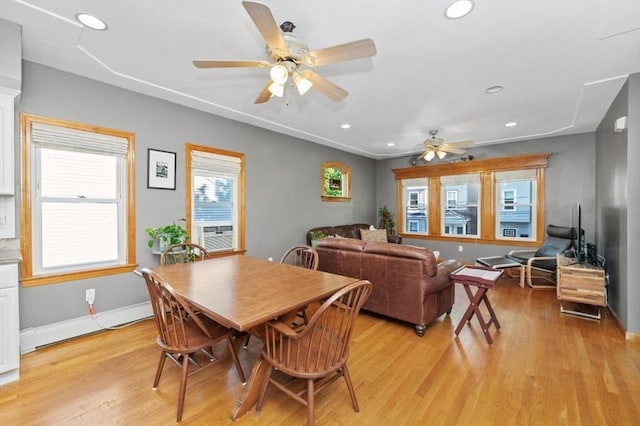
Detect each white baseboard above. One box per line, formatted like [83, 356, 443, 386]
[20, 301, 153, 354]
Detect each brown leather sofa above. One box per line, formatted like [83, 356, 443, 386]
[306, 223, 402, 245]
[315, 237, 460, 336]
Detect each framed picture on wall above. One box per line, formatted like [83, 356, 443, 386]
[147, 148, 176, 190]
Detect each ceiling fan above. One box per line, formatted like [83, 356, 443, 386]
[418, 130, 473, 161]
[193, 1, 377, 104]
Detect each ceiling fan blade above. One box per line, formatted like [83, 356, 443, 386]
[254, 79, 274, 104]
[439, 145, 467, 155]
[193, 60, 271, 68]
[303, 39, 377, 67]
[242, 1, 289, 58]
[300, 70, 348, 102]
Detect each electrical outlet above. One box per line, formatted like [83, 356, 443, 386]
[458, 245, 463, 252]
[86, 288, 95, 305]
[268, 257, 273, 262]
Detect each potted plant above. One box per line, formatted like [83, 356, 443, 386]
[308, 231, 327, 248]
[378, 206, 396, 236]
[145, 219, 189, 253]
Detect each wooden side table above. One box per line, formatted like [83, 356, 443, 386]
[556, 254, 606, 319]
[451, 265, 503, 344]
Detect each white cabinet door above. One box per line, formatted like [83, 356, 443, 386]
[0, 93, 15, 195]
[0, 264, 19, 377]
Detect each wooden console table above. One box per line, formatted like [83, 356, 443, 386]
[556, 254, 606, 319]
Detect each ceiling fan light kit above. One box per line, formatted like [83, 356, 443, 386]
[292, 71, 313, 95]
[193, 1, 376, 104]
[269, 63, 289, 84]
[268, 81, 284, 97]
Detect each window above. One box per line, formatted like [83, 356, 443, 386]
[392, 153, 548, 245]
[321, 161, 351, 202]
[21, 114, 136, 286]
[402, 178, 428, 233]
[446, 190, 458, 209]
[186, 143, 245, 254]
[441, 174, 479, 237]
[503, 228, 517, 237]
[502, 189, 516, 211]
[409, 191, 419, 208]
[496, 170, 537, 241]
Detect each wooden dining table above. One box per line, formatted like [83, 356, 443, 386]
[150, 254, 360, 420]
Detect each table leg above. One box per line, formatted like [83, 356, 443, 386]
[454, 285, 482, 336]
[481, 291, 500, 331]
[518, 265, 525, 288]
[455, 284, 500, 345]
[231, 357, 270, 421]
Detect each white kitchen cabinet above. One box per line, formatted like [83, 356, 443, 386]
[0, 263, 19, 385]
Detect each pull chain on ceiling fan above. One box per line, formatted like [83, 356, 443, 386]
[193, 1, 377, 104]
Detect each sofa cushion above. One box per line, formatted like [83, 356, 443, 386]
[360, 228, 388, 243]
[317, 237, 365, 251]
[363, 241, 438, 277]
[307, 223, 402, 245]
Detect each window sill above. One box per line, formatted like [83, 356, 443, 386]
[20, 263, 138, 287]
[398, 233, 541, 248]
[321, 196, 352, 203]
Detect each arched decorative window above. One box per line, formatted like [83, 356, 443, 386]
[321, 161, 351, 202]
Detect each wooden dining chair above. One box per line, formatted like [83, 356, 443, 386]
[160, 242, 209, 266]
[140, 267, 246, 422]
[243, 245, 319, 349]
[255, 280, 373, 426]
[279, 244, 319, 270]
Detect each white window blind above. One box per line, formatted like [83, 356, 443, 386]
[32, 122, 128, 157]
[192, 150, 241, 177]
[495, 169, 537, 182]
[441, 174, 480, 185]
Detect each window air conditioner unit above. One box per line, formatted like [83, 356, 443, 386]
[195, 225, 233, 252]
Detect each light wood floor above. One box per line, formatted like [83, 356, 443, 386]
[1, 276, 639, 425]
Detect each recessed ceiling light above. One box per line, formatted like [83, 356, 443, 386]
[386, 143, 395, 147]
[505, 122, 518, 127]
[75, 12, 108, 31]
[444, 0, 475, 19]
[485, 85, 504, 94]
[340, 123, 351, 129]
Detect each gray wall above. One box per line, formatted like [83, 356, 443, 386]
[376, 133, 597, 262]
[596, 73, 640, 334]
[16, 60, 639, 336]
[16, 62, 377, 328]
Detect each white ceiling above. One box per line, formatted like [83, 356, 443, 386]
[2, 0, 640, 159]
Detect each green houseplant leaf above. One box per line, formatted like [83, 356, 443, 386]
[378, 206, 396, 236]
[145, 219, 189, 249]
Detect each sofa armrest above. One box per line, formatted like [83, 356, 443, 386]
[387, 235, 402, 244]
[438, 259, 462, 275]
